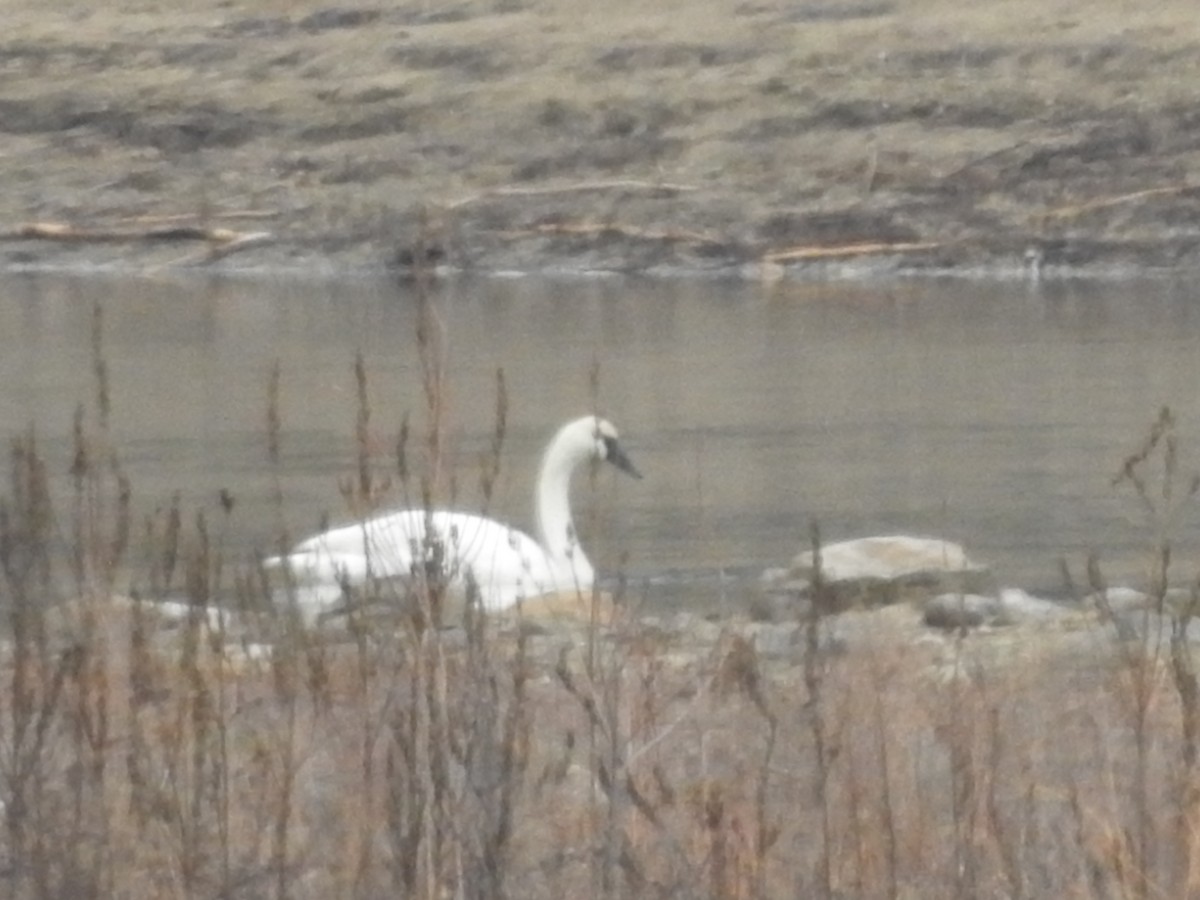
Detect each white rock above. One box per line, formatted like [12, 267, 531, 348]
[997, 588, 1065, 621]
[790, 535, 979, 582]
[1090, 586, 1153, 613]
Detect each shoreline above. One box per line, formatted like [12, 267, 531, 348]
[2, 245, 1195, 284]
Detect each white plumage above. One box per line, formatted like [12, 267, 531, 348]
[265, 416, 640, 623]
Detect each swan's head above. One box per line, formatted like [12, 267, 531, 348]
[556, 416, 642, 479]
[592, 417, 642, 479]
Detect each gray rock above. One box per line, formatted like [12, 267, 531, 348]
[765, 535, 994, 611]
[790, 535, 981, 582]
[1087, 586, 1197, 617]
[738, 622, 802, 659]
[996, 588, 1070, 622]
[923, 588, 1067, 630]
[1105, 610, 1200, 646]
[924, 593, 1003, 630]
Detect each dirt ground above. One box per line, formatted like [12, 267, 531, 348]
[3, 0, 1200, 276]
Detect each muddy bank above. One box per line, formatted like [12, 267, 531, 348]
[3, 0, 1200, 276]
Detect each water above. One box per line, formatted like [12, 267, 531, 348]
[2, 272, 1199, 608]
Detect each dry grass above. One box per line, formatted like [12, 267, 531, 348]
[3, 287, 1200, 898]
[4, 0, 1200, 270]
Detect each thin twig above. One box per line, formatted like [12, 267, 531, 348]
[168, 232, 275, 267]
[0, 221, 272, 248]
[497, 221, 727, 247]
[1043, 184, 1197, 221]
[763, 240, 942, 263]
[445, 179, 697, 209]
[115, 210, 279, 225]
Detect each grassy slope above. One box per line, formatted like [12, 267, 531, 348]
[2, 0, 1200, 269]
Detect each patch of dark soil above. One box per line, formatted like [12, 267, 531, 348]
[1130, 204, 1200, 231]
[391, 43, 507, 78]
[886, 44, 1009, 74]
[802, 100, 908, 130]
[511, 136, 683, 181]
[788, 98, 1023, 131]
[1059, 41, 1136, 71]
[0, 40, 79, 69]
[273, 153, 323, 178]
[756, 209, 921, 246]
[756, 75, 791, 96]
[319, 156, 415, 184]
[267, 49, 305, 69]
[0, 97, 266, 152]
[389, 241, 448, 272]
[108, 170, 167, 193]
[1050, 41, 1198, 73]
[0, 40, 54, 67]
[0, 97, 124, 135]
[506, 221, 716, 273]
[534, 98, 589, 131]
[127, 105, 267, 153]
[741, 115, 810, 140]
[159, 42, 240, 69]
[298, 7, 382, 32]
[1032, 235, 1200, 267]
[1019, 119, 1157, 175]
[781, 1, 894, 22]
[351, 85, 408, 104]
[895, 198, 1009, 235]
[926, 102, 1025, 129]
[1004, 42, 1200, 83]
[524, 97, 680, 154]
[1162, 103, 1200, 134]
[391, 2, 476, 25]
[296, 106, 409, 142]
[211, 16, 293, 39]
[595, 101, 679, 138]
[594, 42, 747, 71]
[0, 40, 130, 72]
[731, 1, 774, 14]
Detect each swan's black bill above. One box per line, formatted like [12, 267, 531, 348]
[603, 437, 643, 480]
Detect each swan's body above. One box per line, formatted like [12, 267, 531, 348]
[265, 416, 640, 622]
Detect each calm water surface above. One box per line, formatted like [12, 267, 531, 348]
[2, 272, 1199, 607]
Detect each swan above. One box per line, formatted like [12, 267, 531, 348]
[264, 416, 641, 623]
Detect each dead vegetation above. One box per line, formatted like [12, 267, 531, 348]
[3, 0, 1200, 272]
[0, 267, 1199, 898]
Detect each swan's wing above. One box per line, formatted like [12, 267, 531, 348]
[262, 511, 423, 592]
[428, 512, 556, 603]
[266, 509, 557, 611]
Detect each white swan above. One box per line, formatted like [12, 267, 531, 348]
[265, 416, 641, 623]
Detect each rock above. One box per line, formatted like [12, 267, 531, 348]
[923, 588, 1068, 630]
[923, 593, 1001, 630]
[738, 622, 802, 659]
[793, 535, 978, 581]
[996, 588, 1070, 622]
[1089, 586, 1154, 614]
[765, 535, 994, 611]
[1103, 609, 1200, 646]
[1087, 586, 1195, 617]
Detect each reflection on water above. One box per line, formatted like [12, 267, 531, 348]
[2, 272, 1199, 606]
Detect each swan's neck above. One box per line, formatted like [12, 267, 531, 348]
[535, 439, 594, 582]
